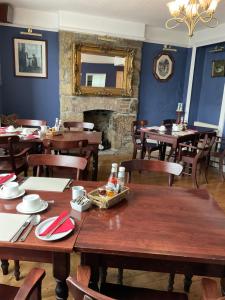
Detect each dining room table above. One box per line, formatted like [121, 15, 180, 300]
[0, 127, 102, 180]
[140, 126, 216, 161]
[0, 177, 92, 300]
[74, 182, 225, 294]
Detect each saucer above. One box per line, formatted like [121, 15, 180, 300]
[16, 200, 48, 214]
[0, 173, 17, 184]
[0, 187, 25, 200]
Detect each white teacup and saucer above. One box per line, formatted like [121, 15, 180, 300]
[159, 125, 166, 132]
[0, 182, 25, 199]
[16, 194, 48, 214]
[6, 125, 17, 133]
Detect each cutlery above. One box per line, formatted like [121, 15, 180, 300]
[46, 214, 70, 238]
[65, 179, 73, 189]
[10, 215, 34, 243]
[19, 214, 41, 242]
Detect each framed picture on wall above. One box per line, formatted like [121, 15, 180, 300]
[211, 60, 225, 77]
[13, 38, 47, 78]
[153, 52, 174, 82]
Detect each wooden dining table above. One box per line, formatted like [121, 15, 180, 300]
[141, 126, 215, 161]
[0, 184, 88, 300]
[2, 130, 102, 181]
[74, 182, 225, 293]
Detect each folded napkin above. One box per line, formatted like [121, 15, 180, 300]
[39, 211, 74, 236]
[24, 134, 39, 139]
[0, 173, 15, 184]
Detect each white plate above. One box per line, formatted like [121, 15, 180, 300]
[16, 200, 48, 214]
[0, 173, 17, 184]
[0, 187, 25, 200]
[35, 216, 75, 241]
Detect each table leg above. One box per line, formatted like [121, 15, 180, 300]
[160, 143, 166, 160]
[81, 253, 99, 290]
[53, 253, 70, 300]
[92, 151, 98, 181]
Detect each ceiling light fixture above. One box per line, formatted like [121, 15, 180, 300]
[166, 0, 221, 37]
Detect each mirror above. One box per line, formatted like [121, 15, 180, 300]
[73, 44, 135, 96]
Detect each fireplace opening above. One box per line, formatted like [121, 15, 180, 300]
[84, 110, 113, 150]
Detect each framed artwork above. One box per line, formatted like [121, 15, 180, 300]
[153, 52, 174, 82]
[13, 38, 47, 78]
[212, 60, 225, 77]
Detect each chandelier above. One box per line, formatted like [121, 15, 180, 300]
[166, 0, 221, 37]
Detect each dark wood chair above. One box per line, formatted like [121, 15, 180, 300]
[131, 120, 161, 159]
[67, 265, 188, 300]
[64, 121, 94, 131]
[0, 135, 30, 176]
[201, 278, 225, 300]
[15, 119, 47, 127]
[210, 136, 225, 181]
[0, 268, 45, 300]
[121, 159, 183, 186]
[27, 153, 87, 180]
[43, 139, 91, 179]
[178, 133, 216, 188]
[162, 119, 176, 129]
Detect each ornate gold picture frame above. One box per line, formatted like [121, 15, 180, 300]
[73, 44, 135, 96]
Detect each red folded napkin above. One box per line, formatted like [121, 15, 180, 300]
[24, 134, 39, 139]
[39, 211, 74, 236]
[0, 173, 15, 184]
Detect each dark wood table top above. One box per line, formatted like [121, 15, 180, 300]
[75, 183, 225, 265]
[0, 186, 88, 253]
[45, 131, 102, 145]
[141, 126, 215, 138]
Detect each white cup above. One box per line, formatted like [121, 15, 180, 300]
[0, 182, 19, 197]
[40, 125, 49, 134]
[7, 125, 15, 132]
[159, 125, 166, 131]
[22, 194, 42, 211]
[72, 186, 86, 200]
[22, 128, 30, 135]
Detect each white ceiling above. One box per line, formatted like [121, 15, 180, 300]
[1, 0, 225, 31]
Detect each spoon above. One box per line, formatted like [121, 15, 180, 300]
[19, 214, 41, 242]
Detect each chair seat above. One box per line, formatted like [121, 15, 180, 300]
[101, 283, 188, 300]
[0, 284, 19, 299]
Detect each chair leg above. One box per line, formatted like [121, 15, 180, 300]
[168, 272, 175, 291]
[14, 260, 20, 281]
[117, 268, 123, 285]
[192, 163, 199, 188]
[132, 148, 137, 159]
[219, 156, 225, 182]
[1, 259, 9, 275]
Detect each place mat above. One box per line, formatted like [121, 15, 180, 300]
[0, 213, 30, 242]
[20, 177, 71, 192]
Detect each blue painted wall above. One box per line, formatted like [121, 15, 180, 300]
[138, 42, 190, 126]
[81, 63, 123, 87]
[0, 25, 59, 126]
[197, 44, 225, 125]
[188, 43, 225, 137]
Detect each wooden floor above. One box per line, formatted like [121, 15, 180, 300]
[1, 152, 225, 299]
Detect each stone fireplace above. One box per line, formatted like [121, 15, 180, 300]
[59, 31, 142, 152]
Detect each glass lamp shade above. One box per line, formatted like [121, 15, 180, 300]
[199, 0, 211, 10]
[167, 1, 180, 16]
[207, 0, 218, 12]
[176, 0, 190, 8]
